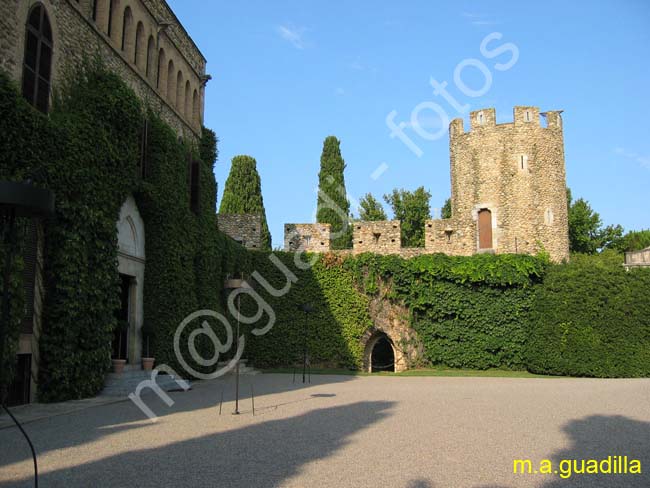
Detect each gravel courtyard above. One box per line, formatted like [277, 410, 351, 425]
[1, 374, 649, 488]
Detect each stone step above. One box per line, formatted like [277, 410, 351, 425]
[101, 370, 191, 397]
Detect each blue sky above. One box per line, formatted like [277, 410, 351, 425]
[168, 0, 650, 248]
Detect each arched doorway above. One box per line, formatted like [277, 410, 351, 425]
[371, 334, 395, 372]
[116, 195, 145, 369]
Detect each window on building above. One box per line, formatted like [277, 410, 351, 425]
[519, 154, 529, 172]
[373, 233, 381, 244]
[157, 48, 166, 90]
[478, 111, 485, 125]
[121, 7, 133, 51]
[22, 4, 53, 113]
[107, 0, 114, 37]
[525, 110, 532, 122]
[544, 208, 554, 225]
[189, 159, 200, 215]
[304, 235, 312, 246]
[134, 22, 145, 67]
[139, 118, 149, 179]
[146, 36, 155, 80]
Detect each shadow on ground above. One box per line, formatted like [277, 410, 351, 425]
[481, 414, 650, 488]
[1, 399, 394, 488]
[0, 374, 357, 477]
[540, 414, 649, 488]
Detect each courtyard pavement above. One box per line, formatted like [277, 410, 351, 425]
[0, 374, 649, 487]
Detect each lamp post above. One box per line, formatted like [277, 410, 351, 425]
[298, 303, 314, 384]
[1, 180, 55, 488]
[223, 276, 252, 415]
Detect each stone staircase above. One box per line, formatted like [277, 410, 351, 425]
[100, 369, 192, 397]
[100, 360, 259, 397]
[218, 359, 260, 376]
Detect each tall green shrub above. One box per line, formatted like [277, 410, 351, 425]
[383, 187, 432, 247]
[527, 253, 650, 377]
[316, 136, 352, 249]
[219, 155, 271, 250]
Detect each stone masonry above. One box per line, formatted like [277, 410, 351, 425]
[284, 224, 331, 252]
[624, 247, 650, 270]
[283, 106, 570, 263]
[1, 0, 207, 402]
[218, 214, 263, 250]
[0, 0, 206, 140]
[353, 221, 401, 255]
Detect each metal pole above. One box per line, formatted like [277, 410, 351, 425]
[234, 293, 240, 415]
[251, 382, 255, 416]
[302, 310, 307, 384]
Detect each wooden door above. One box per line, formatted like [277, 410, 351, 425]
[478, 209, 493, 249]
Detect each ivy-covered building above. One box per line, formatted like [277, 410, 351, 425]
[0, 0, 245, 405]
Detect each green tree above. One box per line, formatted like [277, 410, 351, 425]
[567, 188, 623, 254]
[612, 229, 650, 252]
[316, 136, 352, 249]
[441, 198, 452, 219]
[219, 155, 271, 249]
[357, 193, 387, 221]
[384, 187, 432, 247]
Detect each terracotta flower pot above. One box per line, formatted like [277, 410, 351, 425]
[112, 359, 127, 374]
[142, 357, 155, 371]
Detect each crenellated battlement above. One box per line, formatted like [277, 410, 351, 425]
[281, 103, 569, 262]
[218, 214, 263, 249]
[284, 223, 331, 252]
[450, 106, 564, 138]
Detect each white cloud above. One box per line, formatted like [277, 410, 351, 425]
[614, 147, 650, 170]
[461, 12, 500, 26]
[276, 24, 307, 49]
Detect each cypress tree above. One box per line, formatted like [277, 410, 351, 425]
[219, 155, 271, 249]
[316, 136, 352, 249]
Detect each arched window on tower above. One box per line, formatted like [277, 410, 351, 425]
[22, 4, 53, 113]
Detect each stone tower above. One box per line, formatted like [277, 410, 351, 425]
[425, 106, 569, 262]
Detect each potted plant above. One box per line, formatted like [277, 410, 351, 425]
[141, 322, 155, 371]
[112, 319, 129, 374]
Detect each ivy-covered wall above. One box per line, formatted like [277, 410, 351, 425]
[0, 61, 248, 402]
[242, 252, 372, 368]
[241, 251, 649, 378]
[240, 252, 546, 371]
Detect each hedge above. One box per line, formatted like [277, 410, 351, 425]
[526, 252, 650, 377]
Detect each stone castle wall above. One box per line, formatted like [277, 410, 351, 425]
[218, 214, 263, 250]
[283, 106, 570, 262]
[284, 224, 331, 253]
[352, 221, 401, 254]
[0, 0, 205, 140]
